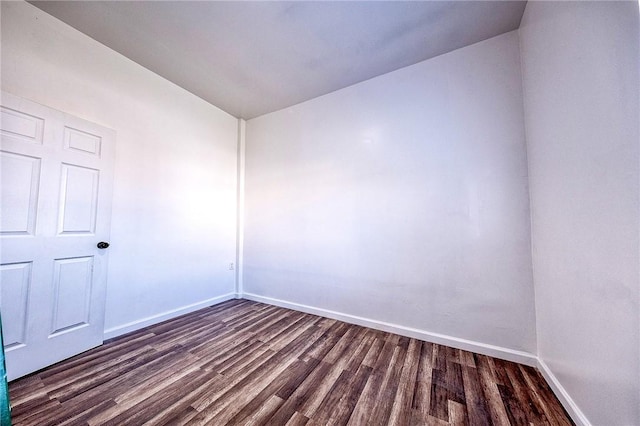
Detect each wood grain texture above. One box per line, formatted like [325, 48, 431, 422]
[8, 300, 573, 426]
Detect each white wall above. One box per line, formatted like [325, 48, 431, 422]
[519, 2, 640, 425]
[245, 31, 537, 355]
[7, 1, 637, 421]
[1, 1, 239, 337]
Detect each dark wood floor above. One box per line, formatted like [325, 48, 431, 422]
[9, 299, 573, 425]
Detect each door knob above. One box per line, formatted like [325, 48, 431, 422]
[97, 242, 110, 249]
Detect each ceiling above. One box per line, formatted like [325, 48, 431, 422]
[30, 1, 527, 120]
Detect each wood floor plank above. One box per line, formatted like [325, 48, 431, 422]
[267, 360, 333, 425]
[343, 330, 376, 373]
[194, 351, 299, 424]
[459, 349, 477, 368]
[368, 344, 407, 426]
[346, 336, 399, 425]
[38, 332, 156, 380]
[93, 369, 218, 426]
[295, 359, 349, 418]
[299, 321, 350, 363]
[410, 341, 434, 422]
[518, 365, 574, 426]
[43, 344, 158, 399]
[243, 394, 284, 426]
[143, 373, 228, 426]
[501, 360, 550, 425]
[56, 399, 117, 426]
[226, 359, 310, 425]
[430, 369, 452, 421]
[476, 354, 513, 426]
[285, 411, 310, 426]
[387, 338, 421, 425]
[155, 405, 200, 426]
[497, 383, 531, 426]
[321, 364, 372, 426]
[11, 398, 61, 426]
[448, 399, 469, 425]
[275, 358, 322, 401]
[197, 335, 262, 372]
[360, 335, 385, 368]
[266, 315, 320, 352]
[60, 345, 187, 406]
[461, 363, 493, 426]
[8, 300, 574, 426]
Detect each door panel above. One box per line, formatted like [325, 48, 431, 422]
[0, 92, 115, 380]
[0, 152, 40, 235]
[64, 126, 102, 156]
[51, 256, 93, 335]
[0, 107, 44, 145]
[58, 164, 99, 234]
[0, 263, 31, 349]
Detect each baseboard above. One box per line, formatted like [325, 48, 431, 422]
[241, 292, 538, 367]
[101, 290, 586, 425]
[537, 358, 591, 426]
[103, 292, 238, 340]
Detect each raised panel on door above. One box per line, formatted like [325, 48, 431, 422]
[0, 262, 31, 350]
[63, 126, 102, 157]
[0, 152, 41, 236]
[58, 164, 100, 235]
[0, 106, 44, 145]
[51, 257, 93, 336]
[0, 92, 115, 381]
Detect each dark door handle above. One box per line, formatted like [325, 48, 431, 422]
[97, 242, 110, 249]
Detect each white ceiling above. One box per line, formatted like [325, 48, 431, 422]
[30, 1, 527, 119]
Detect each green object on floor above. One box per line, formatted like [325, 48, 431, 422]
[0, 314, 11, 426]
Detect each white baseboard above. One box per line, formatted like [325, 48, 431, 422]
[241, 292, 538, 367]
[103, 292, 238, 340]
[537, 358, 591, 426]
[100, 290, 586, 426]
[98, 290, 588, 426]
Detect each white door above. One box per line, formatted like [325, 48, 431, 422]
[0, 92, 115, 381]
